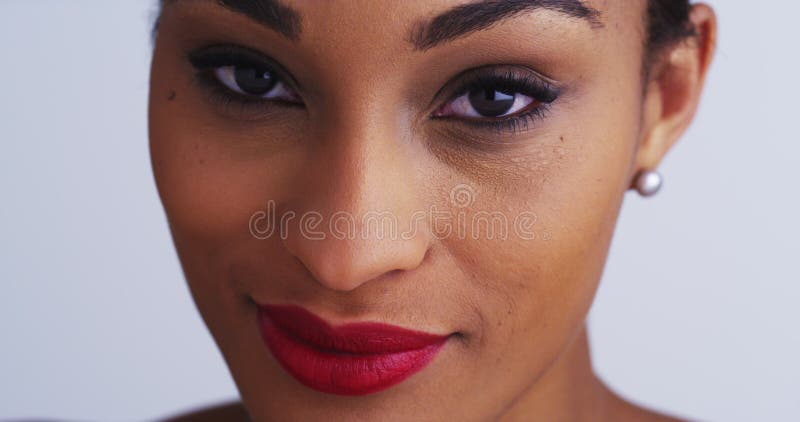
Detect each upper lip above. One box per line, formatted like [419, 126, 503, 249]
[258, 304, 450, 354]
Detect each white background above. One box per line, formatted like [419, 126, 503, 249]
[1, 1, 798, 421]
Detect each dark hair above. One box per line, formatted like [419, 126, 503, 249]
[647, 0, 695, 54]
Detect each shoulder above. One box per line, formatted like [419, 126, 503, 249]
[161, 401, 250, 422]
[609, 394, 688, 422]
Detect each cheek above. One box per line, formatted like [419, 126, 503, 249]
[150, 131, 277, 243]
[148, 42, 304, 253]
[445, 90, 641, 390]
[148, 85, 300, 329]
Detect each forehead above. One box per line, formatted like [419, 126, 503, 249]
[196, 0, 645, 46]
[160, 0, 648, 92]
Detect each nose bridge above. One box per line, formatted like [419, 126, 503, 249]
[282, 100, 430, 292]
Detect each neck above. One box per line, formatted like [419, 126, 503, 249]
[499, 325, 615, 422]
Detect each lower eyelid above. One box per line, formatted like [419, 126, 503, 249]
[428, 106, 553, 152]
[189, 72, 301, 123]
[443, 103, 553, 136]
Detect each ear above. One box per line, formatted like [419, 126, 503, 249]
[635, 4, 718, 178]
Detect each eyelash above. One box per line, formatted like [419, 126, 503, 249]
[435, 69, 560, 134]
[187, 45, 560, 133]
[188, 45, 302, 116]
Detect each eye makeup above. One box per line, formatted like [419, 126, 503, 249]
[185, 43, 562, 136]
[431, 66, 562, 135]
[187, 44, 304, 119]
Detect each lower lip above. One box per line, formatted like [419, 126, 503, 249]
[257, 305, 448, 396]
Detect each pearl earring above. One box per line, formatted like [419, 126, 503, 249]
[634, 170, 663, 197]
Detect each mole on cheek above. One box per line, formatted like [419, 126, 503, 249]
[168, 90, 176, 101]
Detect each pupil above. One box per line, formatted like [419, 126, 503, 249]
[234, 67, 277, 95]
[468, 89, 515, 117]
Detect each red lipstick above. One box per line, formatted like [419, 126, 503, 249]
[257, 304, 449, 396]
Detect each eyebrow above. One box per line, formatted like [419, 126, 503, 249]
[411, 0, 602, 51]
[167, 0, 599, 50]
[214, 0, 303, 40]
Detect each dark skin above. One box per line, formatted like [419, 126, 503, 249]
[150, 0, 716, 420]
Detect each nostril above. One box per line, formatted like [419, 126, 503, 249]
[279, 214, 432, 293]
[382, 269, 406, 280]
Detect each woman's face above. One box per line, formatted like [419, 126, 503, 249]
[149, 0, 701, 419]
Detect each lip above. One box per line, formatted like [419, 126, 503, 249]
[257, 304, 449, 396]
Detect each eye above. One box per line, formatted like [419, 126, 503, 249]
[213, 65, 298, 102]
[437, 88, 539, 119]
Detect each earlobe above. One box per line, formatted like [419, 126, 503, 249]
[633, 3, 718, 187]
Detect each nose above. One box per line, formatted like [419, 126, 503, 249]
[281, 119, 431, 293]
